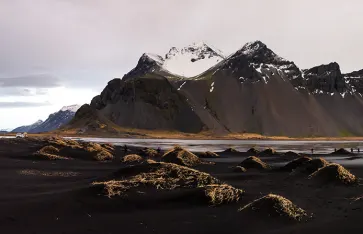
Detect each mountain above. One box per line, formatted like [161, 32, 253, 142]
[123, 42, 224, 80]
[344, 69, 363, 94]
[67, 41, 363, 137]
[12, 120, 44, 133]
[12, 105, 81, 133]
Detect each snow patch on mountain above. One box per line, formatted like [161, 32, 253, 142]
[162, 42, 225, 78]
[61, 104, 81, 112]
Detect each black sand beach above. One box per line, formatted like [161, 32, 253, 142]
[1, 137, 363, 234]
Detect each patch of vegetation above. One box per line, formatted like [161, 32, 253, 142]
[239, 194, 307, 221]
[258, 148, 276, 156]
[204, 184, 243, 205]
[247, 147, 260, 154]
[140, 148, 159, 157]
[162, 146, 202, 167]
[122, 154, 143, 164]
[309, 163, 357, 185]
[34, 145, 69, 160]
[281, 156, 312, 172]
[198, 151, 219, 158]
[302, 158, 329, 174]
[239, 156, 270, 170]
[224, 147, 239, 153]
[92, 162, 243, 206]
[339, 130, 355, 137]
[233, 166, 247, 173]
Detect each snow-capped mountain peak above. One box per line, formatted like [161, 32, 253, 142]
[241, 40, 267, 56]
[162, 42, 225, 77]
[61, 104, 81, 112]
[143, 53, 164, 65]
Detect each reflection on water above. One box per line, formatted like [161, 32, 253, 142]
[68, 137, 363, 154]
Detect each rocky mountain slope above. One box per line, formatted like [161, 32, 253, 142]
[12, 105, 80, 133]
[12, 120, 44, 133]
[67, 41, 363, 137]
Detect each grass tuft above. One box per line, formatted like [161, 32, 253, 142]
[122, 154, 144, 164]
[162, 146, 202, 167]
[92, 162, 243, 206]
[308, 163, 357, 185]
[198, 151, 219, 158]
[239, 194, 307, 221]
[239, 156, 270, 170]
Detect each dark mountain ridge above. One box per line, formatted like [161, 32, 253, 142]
[67, 41, 363, 137]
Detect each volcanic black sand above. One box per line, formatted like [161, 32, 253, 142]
[1, 138, 363, 234]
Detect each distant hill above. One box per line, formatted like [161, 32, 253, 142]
[12, 105, 81, 133]
[11, 120, 44, 133]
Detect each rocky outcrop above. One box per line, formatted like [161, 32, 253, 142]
[344, 69, 363, 94]
[90, 75, 204, 133]
[303, 62, 348, 93]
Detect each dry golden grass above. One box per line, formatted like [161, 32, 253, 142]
[258, 148, 276, 156]
[224, 147, 239, 153]
[233, 166, 247, 173]
[309, 163, 357, 185]
[92, 162, 243, 205]
[140, 148, 159, 157]
[239, 194, 307, 221]
[34, 145, 69, 160]
[93, 162, 218, 195]
[281, 156, 312, 172]
[162, 146, 202, 167]
[30, 138, 114, 161]
[247, 147, 260, 154]
[101, 143, 115, 152]
[18, 169, 79, 177]
[302, 158, 329, 174]
[198, 151, 219, 158]
[46, 136, 80, 148]
[122, 154, 143, 164]
[95, 150, 114, 161]
[204, 184, 244, 205]
[146, 159, 157, 164]
[240, 156, 270, 170]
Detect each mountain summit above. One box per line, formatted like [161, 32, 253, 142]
[123, 42, 224, 80]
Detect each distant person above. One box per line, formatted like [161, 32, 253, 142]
[358, 148, 360, 154]
[123, 144, 128, 153]
[351, 148, 354, 153]
[311, 148, 314, 154]
[334, 148, 337, 152]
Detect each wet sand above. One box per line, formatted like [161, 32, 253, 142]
[1, 138, 363, 234]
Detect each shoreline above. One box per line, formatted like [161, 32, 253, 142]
[3, 131, 363, 141]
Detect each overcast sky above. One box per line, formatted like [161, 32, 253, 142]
[1, 0, 363, 129]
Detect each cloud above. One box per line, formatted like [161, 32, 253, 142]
[0, 87, 50, 97]
[0, 101, 51, 108]
[0, 74, 61, 88]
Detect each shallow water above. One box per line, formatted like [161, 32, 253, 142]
[68, 137, 363, 154]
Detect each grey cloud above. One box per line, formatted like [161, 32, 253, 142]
[0, 74, 61, 88]
[0, 87, 50, 96]
[0, 101, 51, 108]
